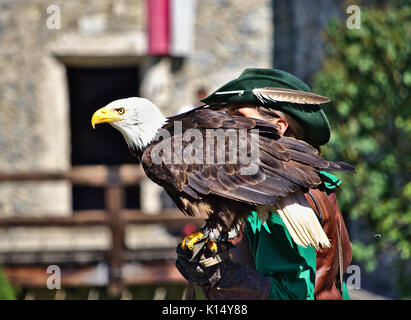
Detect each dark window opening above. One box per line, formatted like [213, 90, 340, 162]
[67, 66, 141, 210]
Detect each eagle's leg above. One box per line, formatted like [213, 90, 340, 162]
[181, 220, 219, 253]
[206, 240, 218, 252]
[205, 231, 218, 253]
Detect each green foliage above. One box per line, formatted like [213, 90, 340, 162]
[0, 265, 15, 300]
[313, 1, 411, 295]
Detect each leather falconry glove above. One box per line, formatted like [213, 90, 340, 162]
[175, 242, 271, 300]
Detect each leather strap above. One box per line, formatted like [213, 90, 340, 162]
[183, 282, 196, 300]
[183, 238, 207, 300]
[307, 191, 324, 226]
[336, 222, 344, 297]
[309, 190, 344, 298]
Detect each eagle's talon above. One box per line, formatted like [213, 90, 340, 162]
[181, 231, 205, 250]
[206, 239, 218, 252]
[181, 230, 218, 253]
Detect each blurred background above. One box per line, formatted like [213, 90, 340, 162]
[0, 0, 409, 300]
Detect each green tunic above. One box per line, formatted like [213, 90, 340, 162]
[245, 191, 350, 300]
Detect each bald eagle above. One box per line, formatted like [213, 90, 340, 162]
[91, 97, 354, 251]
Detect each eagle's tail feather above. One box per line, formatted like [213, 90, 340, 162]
[275, 191, 330, 251]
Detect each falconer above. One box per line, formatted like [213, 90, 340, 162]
[176, 68, 352, 300]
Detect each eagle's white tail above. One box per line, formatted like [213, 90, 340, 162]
[275, 191, 330, 250]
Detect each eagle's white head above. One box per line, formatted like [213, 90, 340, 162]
[91, 97, 168, 151]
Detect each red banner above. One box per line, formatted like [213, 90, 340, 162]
[147, 0, 170, 55]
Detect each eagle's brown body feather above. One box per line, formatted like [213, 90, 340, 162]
[138, 107, 353, 232]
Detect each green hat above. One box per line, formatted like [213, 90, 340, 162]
[202, 68, 331, 146]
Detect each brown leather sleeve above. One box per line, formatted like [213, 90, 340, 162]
[305, 189, 352, 300]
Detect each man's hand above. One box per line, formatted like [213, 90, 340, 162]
[175, 241, 271, 299]
[175, 241, 229, 287]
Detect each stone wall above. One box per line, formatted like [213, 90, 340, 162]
[0, 0, 147, 216]
[169, 0, 273, 110]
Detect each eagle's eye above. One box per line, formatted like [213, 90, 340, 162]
[116, 108, 125, 115]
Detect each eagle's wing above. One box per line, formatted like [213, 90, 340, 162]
[141, 108, 354, 249]
[141, 108, 352, 207]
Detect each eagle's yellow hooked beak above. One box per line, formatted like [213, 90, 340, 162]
[91, 106, 123, 129]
